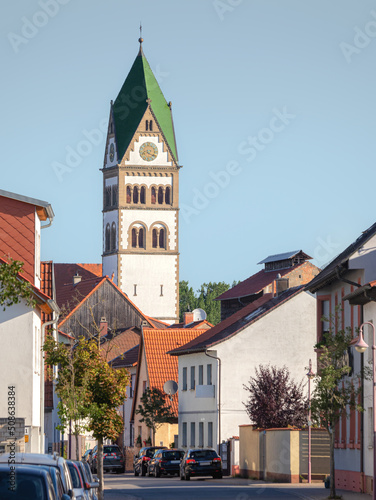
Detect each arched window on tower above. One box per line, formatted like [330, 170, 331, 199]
[140, 186, 146, 204]
[159, 228, 166, 249]
[151, 187, 156, 204]
[152, 229, 158, 248]
[133, 186, 139, 204]
[111, 223, 116, 250]
[138, 227, 144, 248]
[158, 187, 164, 205]
[165, 186, 171, 205]
[105, 224, 110, 252]
[126, 186, 131, 204]
[132, 228, 137, 248]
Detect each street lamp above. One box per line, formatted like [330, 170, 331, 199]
[307, 359, 315, 484]
[354, 322, 375, 500]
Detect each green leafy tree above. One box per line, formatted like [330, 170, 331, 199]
[196, 282, 231, 325]
[179, 281, 197, 322]
[0, 258, 35, 310]
[179, 280, 239, 325]
[310, 319, 365, 499]
[44, 336, 129, 500]
[135, 388, 176, 445]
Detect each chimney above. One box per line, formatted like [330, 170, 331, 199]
[73, 272, 82, 285]
[184, 311, 194, 326]
[274, 275, 289, 297]
[100, 317, 108, 337]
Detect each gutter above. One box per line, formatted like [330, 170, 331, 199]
[41, 204, 54, 229]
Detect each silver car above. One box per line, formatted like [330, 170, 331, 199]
[0, 452, 75, 499]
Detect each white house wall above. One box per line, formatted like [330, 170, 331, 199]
[348, 233, 376, 283]
[0, 301, 42, 452]
[217, 290, 317, 442]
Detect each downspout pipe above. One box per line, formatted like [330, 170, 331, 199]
[205, 349, 221, 456]
[41, 301, 60, 454]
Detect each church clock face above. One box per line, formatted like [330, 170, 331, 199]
[139, 142, 158, 162]
[109, 143, 115, 162]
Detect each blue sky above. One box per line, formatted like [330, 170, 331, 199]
[1, 1, 376, 291]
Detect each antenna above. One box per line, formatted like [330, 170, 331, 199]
[192, 308, 207, 322]
[163, 380, 178, 401]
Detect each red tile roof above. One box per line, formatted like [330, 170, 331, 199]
[143, 328, 207, 416]
[216, 265, 304, 301]
[54, 263, 103, 309]
[101, 327, 141, 362]
[111, 345, 139, 368]
[170, 287, 305, 355]
[145, 316, 170, 329]
[56, 275, 105, 314]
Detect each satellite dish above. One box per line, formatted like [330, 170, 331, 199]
[192, 308, 207, 322]
[163, 380, 178, 401]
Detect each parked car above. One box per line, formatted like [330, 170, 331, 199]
[0, 463, 59, 499]
[147, 448, 184, 477]
[180, 448, 223, 480]
[133, 446, 167, 476]
[38, 464, 71, 500]
[88, 446, 97, 472]
[74, 461, 99, 500]
[67, 460, 89, 500]
[91, 444, 124, 474]
[82, 461, 99, 500]
[82, 449, 92, 463]
[0, 452, 75, 499]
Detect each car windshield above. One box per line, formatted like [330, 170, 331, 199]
[103, 446, 120, 454]
[0, 471, 46, 499]
[190, 450, 218, 459]
[163, 451, 183, 460]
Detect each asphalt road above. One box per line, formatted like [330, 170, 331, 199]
[103, 473, 332, 500]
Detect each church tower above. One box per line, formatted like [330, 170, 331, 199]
[102, 38, 180, 324]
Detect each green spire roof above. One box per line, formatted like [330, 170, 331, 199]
[112, 47, 178, 162]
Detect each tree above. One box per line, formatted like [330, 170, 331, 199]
[135, 388, 176, 445]
[243, 364, 308, 429]
[310, 323, 365, 500]
[179, 280, 239, 325]
[44, 336, 129, 500]
[179, 281, 197, 321]
[0, 258, 35, 310]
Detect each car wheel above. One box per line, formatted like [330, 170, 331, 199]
[141, 465, 147, 476]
